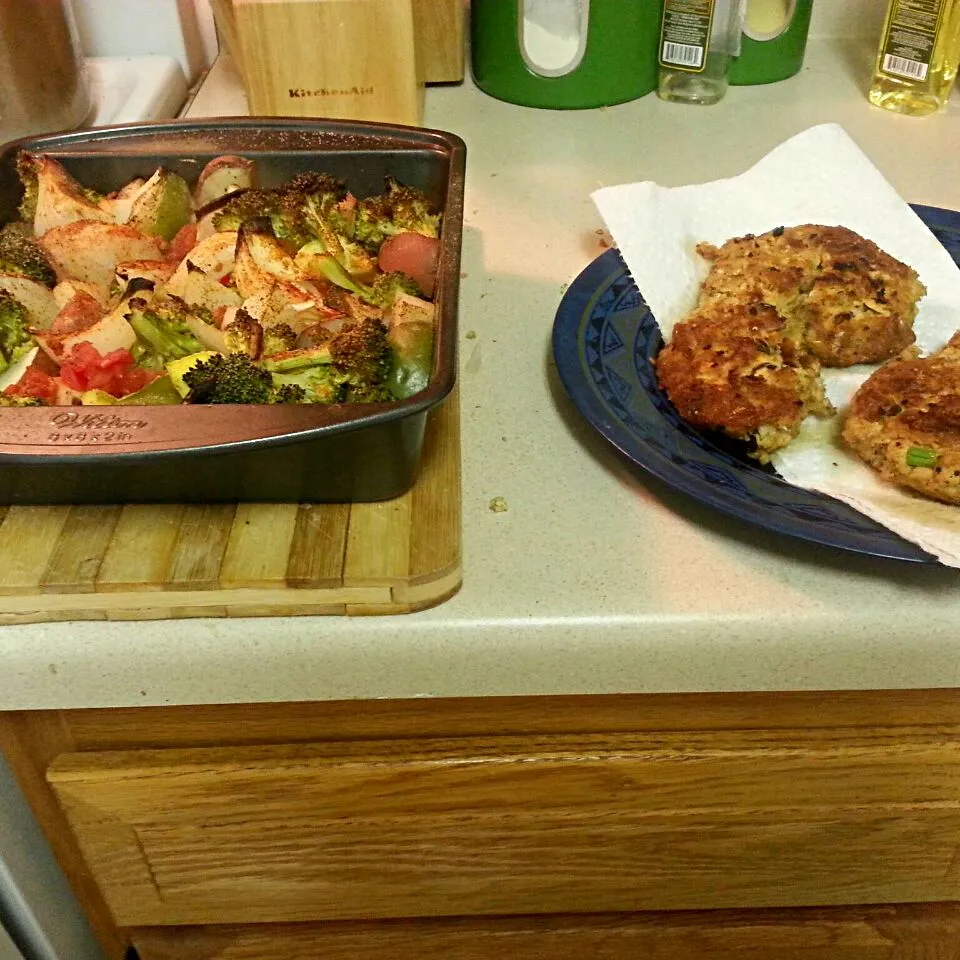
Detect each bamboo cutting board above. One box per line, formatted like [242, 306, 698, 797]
[0, 392, 460, 623]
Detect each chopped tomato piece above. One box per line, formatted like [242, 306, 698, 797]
[4, 367, 58, 403]
[58, 342, 158, 398]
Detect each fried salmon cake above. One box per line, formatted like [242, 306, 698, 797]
[697, 225, 926, 367]
[654, 299, 833, 461]
[842, 332, 960, 504]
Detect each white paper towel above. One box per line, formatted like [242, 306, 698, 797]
[591, 123, 960, 566]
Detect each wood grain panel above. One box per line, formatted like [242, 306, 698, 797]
[47, 728, 960, 926]
[55, 689, 960, 753]
[39, 505, 123, 593]
[412, 0, 465, 83]
[0, 398, 459, 620]
[131, 904, 960, 960]
[96, 504, 187, 591]
[0, 712, 129, 960]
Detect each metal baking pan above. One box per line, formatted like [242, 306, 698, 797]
[0, 117, 465, 504]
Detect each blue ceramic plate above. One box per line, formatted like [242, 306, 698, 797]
[553, 204, 960, 565]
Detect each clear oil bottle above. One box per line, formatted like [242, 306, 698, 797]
[869, 0, 960, 116]
[658, 0, 743, 105]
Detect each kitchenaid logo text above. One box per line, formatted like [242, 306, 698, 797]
[50, 412, 148, 431]
[289, 86, 374, 98]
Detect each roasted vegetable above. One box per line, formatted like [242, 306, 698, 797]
[354, 176, 440, 249]
[223, 311, 264, 358]
[194, 156, 257, 208]
[261, 322, 298, 356]
[0, 291, 36, 375]
[181, 351, 304, 404]
[0, 158, 439, 406]
[128, 299, 206, 368]
[38, 221, 164, 293]
[0, 223, 57, 287]
[0, 274, 58, 329]
[387, 320, 434, 399]
[20, 153, 110, 235]
[126, 168, 193, 241]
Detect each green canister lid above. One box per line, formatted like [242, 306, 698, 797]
[728, 0, 814, 85]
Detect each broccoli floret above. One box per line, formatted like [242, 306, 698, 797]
[183, 352, 302, 404]
[223, 311, 263, 358]
[15, 151, 39, 223]
[270, 365, 344, 404]
[329, 317, 392, 399]
[212, 189, 284, 233]
[0, 291, 36, 375]
[354, 177, 440, 249]
[128, 299, 205, 368]
[279, 173, 350, 247]
[367, 271, 422, 310]
[261, 323, 298, 356]
[0, 223, 57, 287]
[261, 320, 390, 404]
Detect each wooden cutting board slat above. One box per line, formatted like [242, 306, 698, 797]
[0, 392, 460, 622]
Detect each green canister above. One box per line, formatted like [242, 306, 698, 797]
[728, 0, 814, 85]
[471, 0, 664, 109]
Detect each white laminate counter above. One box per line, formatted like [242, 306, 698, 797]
[1, 36, 959, 711]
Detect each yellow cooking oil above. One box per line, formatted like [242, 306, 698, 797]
[869, 0, 960, 116]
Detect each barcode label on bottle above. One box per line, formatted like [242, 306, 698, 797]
[661, 41, 705, 68]
[879, 0, 945, 82]
[659, 0, 714, 73]
[882, 53, 929, 80]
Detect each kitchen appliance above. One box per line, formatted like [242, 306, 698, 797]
[0, 753, 104, 960]
[0, 117, 464, 505]
[728, 0, 814, 85]
[0, 0, 91, 143]
[471, 0, 664, 108]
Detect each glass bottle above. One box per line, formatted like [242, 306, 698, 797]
[658, 0, 744, 105]
[869, 0, 960, 117]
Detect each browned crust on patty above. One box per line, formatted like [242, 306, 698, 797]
[842, 332, 960, 504]
[696, 225, 925, 367]
[654, 299, 832, 460]
[655, 224, 926, 462]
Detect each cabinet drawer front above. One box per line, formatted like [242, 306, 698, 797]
[47, 732, 960, 926]
[132, 904, 960, 960]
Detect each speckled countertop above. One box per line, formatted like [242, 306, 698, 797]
[1, 22, 959, 711]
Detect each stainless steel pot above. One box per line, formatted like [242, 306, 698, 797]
[0, 0, 91, 142]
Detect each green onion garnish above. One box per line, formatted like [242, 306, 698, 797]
[906, 446, 939, 469]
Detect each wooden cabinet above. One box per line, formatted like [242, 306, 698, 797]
[3, 690, 960, 959]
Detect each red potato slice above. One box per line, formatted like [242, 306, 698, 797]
[0, 274, 59, 329]
[378, 232, 440, 297]
[193, 156, 256, 208]
[39, 222, 164, 295]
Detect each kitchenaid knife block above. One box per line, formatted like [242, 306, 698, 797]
[232, 0, 425, 125]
